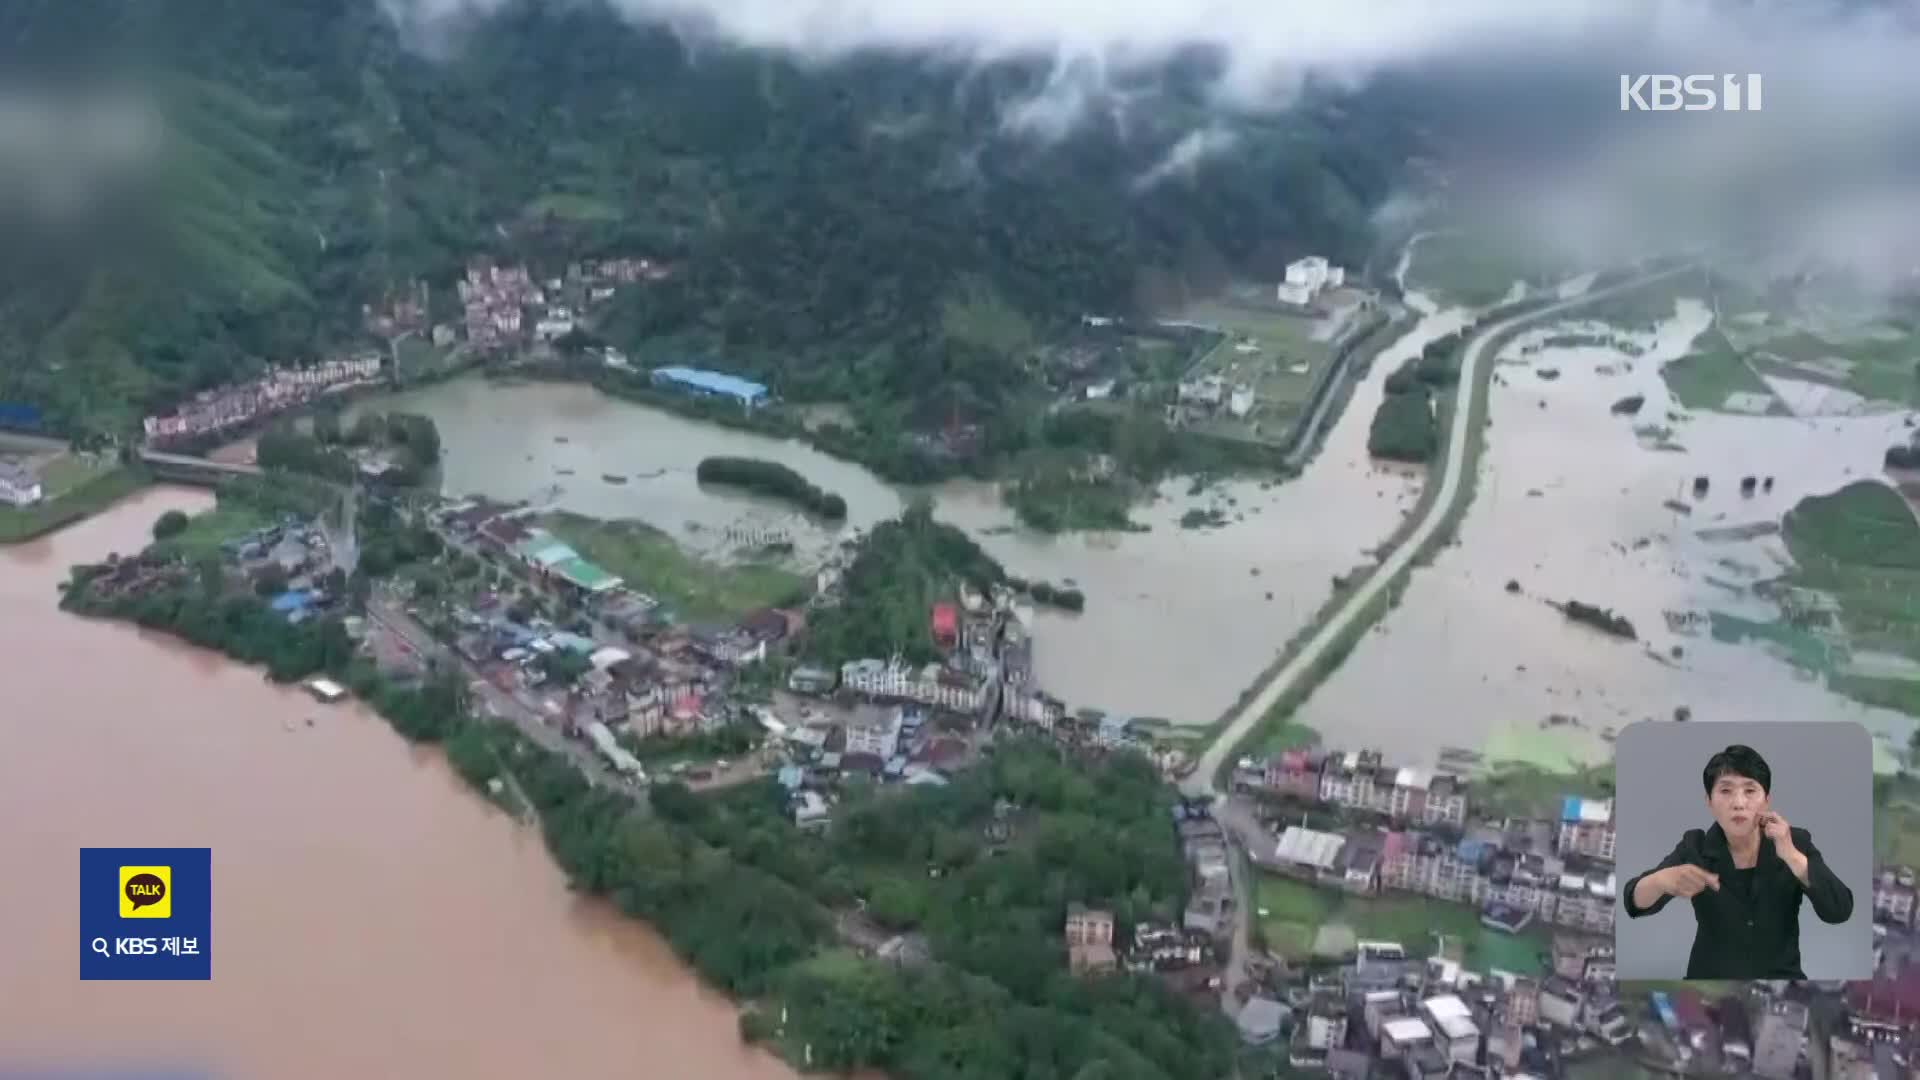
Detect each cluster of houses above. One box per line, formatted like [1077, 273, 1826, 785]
[1238, 748, 1621, 938]
[445, 505, 627, 601]
[1176, 798, 1234, 943]
[793, 582, 1062, 733]
[219, 517, 339, 615]
[79, 513, 340, 615]
[452, 256, 670, 353]
[767, 703, 980, 829]
[1058, 799, 1234, 997]
[1277, 255, 1347, 309]
[141, 357, 385, 446]
[1065, 907, 1219, 989]
[457, 262, 542, 350]
[1258, 928, 1841, 1080]
[1174, 374, 1257, 422]
[434, 501, 805, 737]
[1237, 745, 1920, 1075]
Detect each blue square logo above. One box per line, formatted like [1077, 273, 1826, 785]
[80, 848, 211, 981]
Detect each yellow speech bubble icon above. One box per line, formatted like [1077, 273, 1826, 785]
[119, 865, 171, 919]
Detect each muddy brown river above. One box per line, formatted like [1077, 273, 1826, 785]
[0, 488, 799, 1080]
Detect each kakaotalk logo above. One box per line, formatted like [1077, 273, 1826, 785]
[1620, 74, 1764, 112]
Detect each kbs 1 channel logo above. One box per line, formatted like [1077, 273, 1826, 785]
[80, 848, 212, 981]
[1620, 73, 1764, 112]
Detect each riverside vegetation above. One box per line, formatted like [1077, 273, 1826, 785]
[805, 502, 1085, 670]
[58, 476, 1234, 1079]
[1781, 480, 1920, 719]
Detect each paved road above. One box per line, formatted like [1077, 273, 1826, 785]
[1183, 269, 1694, 1033]
[365, 593, 643, 796]
[1281, 303, 1407, 471]
[1181, 266, 1696, 801]
[1216, 800, 1262, 1013]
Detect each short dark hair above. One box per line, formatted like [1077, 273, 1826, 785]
[1703, 744, 1772, 795]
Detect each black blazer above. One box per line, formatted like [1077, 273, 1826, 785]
[1621, 822, 1854, 979]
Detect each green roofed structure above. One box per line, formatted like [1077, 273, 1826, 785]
[520, 538, 579, 569]
[554, 557, 621, 594]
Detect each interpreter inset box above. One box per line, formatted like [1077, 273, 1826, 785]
[1613, 721, 1871, 981]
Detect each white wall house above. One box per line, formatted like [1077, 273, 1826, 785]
[1277, 256, 1346, 306]
[0, 464, 44, 507]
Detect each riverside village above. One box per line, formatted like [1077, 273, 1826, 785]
[18, 235, 1920, 1080]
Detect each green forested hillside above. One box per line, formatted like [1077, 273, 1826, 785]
[0, 0, 1423, 439]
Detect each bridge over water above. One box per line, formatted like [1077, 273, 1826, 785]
[136, 448, 264, 485]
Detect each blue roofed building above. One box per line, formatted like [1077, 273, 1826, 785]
[1557, 796, 1616, 861]
[270, 590, 314, 614]
[550, 631, 598, 655]
[650, 366, 769, 409]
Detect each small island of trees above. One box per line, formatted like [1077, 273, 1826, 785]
[696, 456, 847, 519]
[1367, 332, 1464, 463]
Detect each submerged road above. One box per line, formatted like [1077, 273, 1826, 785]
[1182, 264, 1695, 801]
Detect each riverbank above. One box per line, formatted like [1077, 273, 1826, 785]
[5, 489, 805, 1079]
[56, 491, 1239, 1079]
[0, 463, 151, 545]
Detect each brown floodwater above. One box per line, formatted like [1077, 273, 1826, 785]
[1296, 299, 1920, 768]
[354, 305, 1472, 728]
[0, 487, 800, 1080]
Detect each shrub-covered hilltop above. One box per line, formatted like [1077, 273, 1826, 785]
[0, 1, 1422, 449]
[696, 457, 847, 519]
[58, 483, 1231, 1078]
[807, 502, 1086, 669]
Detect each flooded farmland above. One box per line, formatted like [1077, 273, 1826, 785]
[1293, 296, 1920, 769]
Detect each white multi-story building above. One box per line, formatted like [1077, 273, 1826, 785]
[1277, 256, 1345, 306]
[840, 657, 988, 714]
[1557, 797, 1617, 862]
[845, 705, 903, 759]
[0, 463, 43, 507]
[841, 658, 914, 699]
[1420, 995, 1480, 1067]
[1874, 869, 1916, 927]
[535, 311, 577, 341]
[1321, 753, 1468, 826]
[1178, 375, 1226, 406]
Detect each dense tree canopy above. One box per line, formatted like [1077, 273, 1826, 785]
[0, 0, 1424, 442]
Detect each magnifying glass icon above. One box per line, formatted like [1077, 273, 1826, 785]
[90, 937, 109, 957]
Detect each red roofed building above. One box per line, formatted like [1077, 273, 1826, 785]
[931, 603, 958, 649]
[1263, 749, 1323, 800]
[1849, 962, 1920, 1025]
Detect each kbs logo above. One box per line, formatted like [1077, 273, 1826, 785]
[83, 847, 211, 980]
[1620, 74, 1763, 112]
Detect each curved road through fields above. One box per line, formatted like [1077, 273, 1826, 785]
[1182, 265, 1694, 801]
